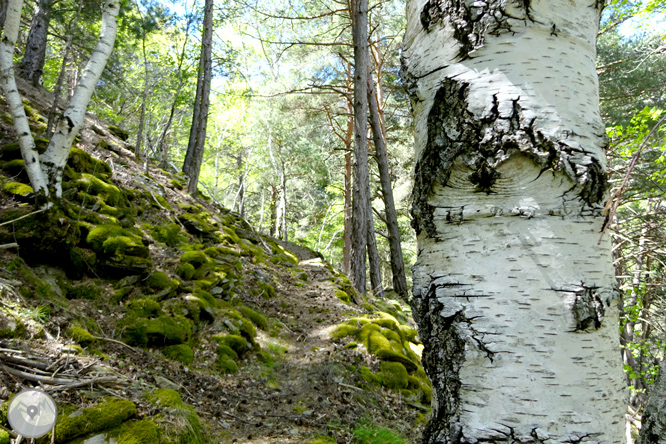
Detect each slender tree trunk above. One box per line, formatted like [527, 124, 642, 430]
[270, 184, 278, 238]
[368, 65, 408, 298]
[135, 18, 150, 158]
[17, 0, 52, 86]
[183, 0, 213, 196]
[638, 361, 666, 444]
[350, 0, 370, 295]
[237, 153, 245, 218]
[367, 211, 383, 297]
[0, 0, 7, 34]
[402, 1, 626, 442]
[343, 62, 354, 276]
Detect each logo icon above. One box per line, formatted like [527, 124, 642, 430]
[7, 389, 58, 438]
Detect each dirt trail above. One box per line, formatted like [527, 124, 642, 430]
[186, 257, 423, 443]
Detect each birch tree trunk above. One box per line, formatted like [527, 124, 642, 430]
[0, 0, 120, 203]
[401, 1, 626, 442]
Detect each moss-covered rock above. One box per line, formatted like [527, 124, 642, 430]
[377, 362, 409, 390]
[176, 263, 195, 280]
[178, 213, 214, 235]
[375, 348, 418, 373]
[66, 283, 102, 300]
[214, 334, 249, 356]
[3, 181, 33, 198]
[146, 271, 176, 291]
[215, 353, 239, 374]
[51, 397, 136, 443]
[180, 250, 208, 268]
[149, 224, 182, 247]
[144, 389, 201, 444]
[330, 324, 359, 339]
[240, 306, 267, 330]
[128, 298, 161, 318]
[1, 158, 28, 182]
[0, 309, 26, 339]
[67, 326, 96, 347]
[253, 281, 277, 299]
[67, 148, 112, 179]
[161, 344, 194, 364]
[108, 125, 129, 141]
[0, 429, 8, 444]
[335, 290, 351, 304]
[110, 419, 160, 444]
[74, 174, 124, 206]
[121, 315, 192, 347]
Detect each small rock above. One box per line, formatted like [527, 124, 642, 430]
[154, 375, 181, 391]
[288, 428, 299, 436]
[306, 291, 318, 298]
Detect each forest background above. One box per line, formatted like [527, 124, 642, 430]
[2, 0, 666, 415]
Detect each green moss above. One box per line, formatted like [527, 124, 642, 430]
[113, 420, 160, 444]
[67, 148, 112, 179]
[102, 236, 149, 257]
[2, 159, 26, 180]
[147, 271, 174, 291]
[0, 429, 8, 444]
[193, 289, 218, 309]
[67, 326, 95, 347]
[377, 362, 409, 389]
[3, 181, 33, 197]
[51, 397, 136, 443]
[204, 245, 240, 258]
[373, 317, 398, 330]
[367, 331, 391, 354]
[180, 250, 208, 268]
[170, 178, 184, 190]
[121, 315, 192, 347]
[66, 283, 101, 300]
[178, 213, 214, 235]
[108, 125, 129, 141]
[215, 353, 239, 374]
[145, 389, 201, 444]
[357, 323, 381, 345]
[74, 174, 124, 206]
[382, 328, 402, 343]
[335, 290, 351, 304]
[359, 366, 377, 384]
[398, 325, 419, 343]
[86, 225, 144, 254]
[304, 437, 336, 444]
[216, 344, 239, 361]
[128, 298, 161, 318]
[330, 324, 359, 339]
[162, 344, 194, 364]
[254, 282, 277, 299]
[239, 306, 267, 330]
[375, 349, 418, 373]
[214, 334, 249, 355]
[176, 263, 196, 280]
[345, 342, 358, 349]
[149, 224, 182, 247]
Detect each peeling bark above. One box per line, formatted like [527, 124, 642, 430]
[402, 0, 626, 442]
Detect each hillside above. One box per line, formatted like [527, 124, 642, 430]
[0, 80, 429, 444]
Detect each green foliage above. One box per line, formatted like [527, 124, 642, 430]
[352, 424, 409, 444]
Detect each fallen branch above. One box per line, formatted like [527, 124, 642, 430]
[0, 208, 48, 228]
[91, 335, 138, 353]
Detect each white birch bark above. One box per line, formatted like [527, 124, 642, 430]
[40, 0, 120, 198]
[401, 1, 627, 442]
[0, 0, 49, 195]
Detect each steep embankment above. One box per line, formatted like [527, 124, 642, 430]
[0, 80, 429, 444]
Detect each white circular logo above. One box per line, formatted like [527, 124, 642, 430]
[7, 389, 58, 438]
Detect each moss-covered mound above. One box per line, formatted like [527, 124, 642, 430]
[50, 397, 137, 443]
[145, 389, 202, 444]
[332, 308, 431, 404]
